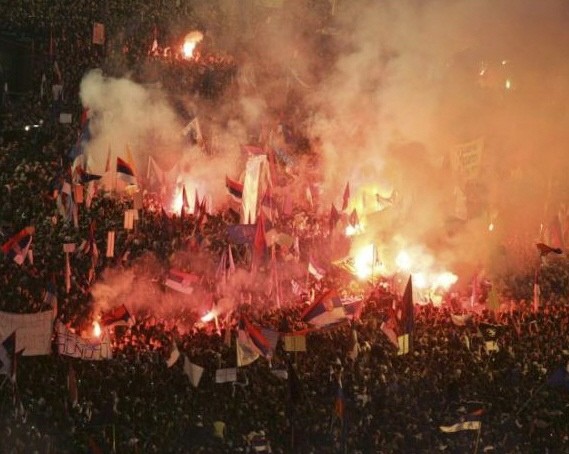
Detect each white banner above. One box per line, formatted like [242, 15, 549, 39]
[0, 310, 54, 356]
[215, 368, 237, 383]
[55, 321, 112, 360]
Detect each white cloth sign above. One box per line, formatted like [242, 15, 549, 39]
[0, 310, 54, 356]
[55, 321, 112, 360]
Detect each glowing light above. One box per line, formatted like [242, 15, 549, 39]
[396, 250, 412, 271]
[434, 272, 458, 290]
[413, 272, 428, 289]
[345, 223, 365, 237]
[182, 31, 203, 59]
[505, 79, 511, 90]
[488, 223, 494, 232]
[93, 321, 101, 337]
[172, 191, 184, 214]
[201, 311, 216, 323]
[353, 244, 378, 280]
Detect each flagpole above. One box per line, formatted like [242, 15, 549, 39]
[472, 424, 482, 454]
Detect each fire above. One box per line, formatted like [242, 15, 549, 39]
[182, 31, 203, 59]
[488, 223, 494, 232]
[172, 191, 184, 214]
[433, 271, 458, 290]
[353, 244, 380, 280]
[200, 310, 216, 323]
[395, 250, 412, 271]
[93, 321, 101, 337]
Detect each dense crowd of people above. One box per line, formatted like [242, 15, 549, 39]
[2, 2, 569, 453]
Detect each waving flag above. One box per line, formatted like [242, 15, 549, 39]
[164, 269, 200, 294]
[1, 226, 34, 265]
[116, 157, 135, 180]
[308, 255, 326, 280]
[329, 204, 340, 231]
[536, 242, 563, 256]
[302, 289, 346, 327]
[397, 276, 414, 355]
[226, 176, 243, 199]
[100, 304, 132, 327]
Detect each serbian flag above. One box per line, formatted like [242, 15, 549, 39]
[251, 212, 267, 269]
[226, 176, 243, 199]
[165, 269, 200, 294]
[342, 298, 363, 321]
[116, 157, 135, 179]
[302, 289, 346, 327]
[244, 318, 273, 359]
[101, 304, 132, 327]
[1, 226, 34, 265]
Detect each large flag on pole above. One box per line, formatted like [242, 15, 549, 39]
[397, 276, 414, 355]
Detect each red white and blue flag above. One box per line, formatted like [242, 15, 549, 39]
[164, 269, 200, 294]
[302, 289, 346, 327]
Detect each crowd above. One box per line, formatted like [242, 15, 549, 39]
[2, 2, 569, 454]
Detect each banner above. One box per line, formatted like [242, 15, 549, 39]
[124, 209, 135, 230]
[241, 155, 271, 224]
[106, 231, 115, 257]
[215, 368, 237, 383]
[283, 335, 306, 352]
[92, 22, 105, 45]
[454, 138, 484, 181]
[0, 310, 54, 356]
[55, 321, 112, 360]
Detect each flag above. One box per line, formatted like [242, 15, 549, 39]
[546, 365, 569, 392]
[397, 276, 414, 354]
[1, 226, 35, 265]
[440, 419, 481, 433]
[283, 335, 306, 352]
[251, 212, 267, 269]
[106, 230, 115, 258]
[342, 298, 363, 321]
[116, 157, 135, 178]
[241, 318, 272, 359]
[215, 368, 237, 383]
[347, 327, 359, 361]
[533, 270, 540, 312]
[236, 333, 259, 367]
[166, 342, 180, 368]
[536, 242, 563, 256]
[380, 317, 398, 348]
[164, 269, 200, 294]
[0, 311, 54, 356]
[470, 273, 479, 307]
[342, 182, 350, 211]
[0, 331, 16, 381]
[100, 304, 131, 327]
[329, 204, 340, 232]
[68, 363, 78, 406]
[125, 144, 137, 176]
[349, 209, 359, 227]
[308, 256, 326, 280]
[65, 251, 71, 294]
[183, 355, 204, 388]
[450, 313, 472, 327]
[226, 176, 243, 199]
[301, 289, 346, 327]
[479, 322, 503, 352]
[182, 185, 190, 210]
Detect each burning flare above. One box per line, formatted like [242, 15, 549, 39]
[92, 320, 101, 337]
[182, 31, 203, 59]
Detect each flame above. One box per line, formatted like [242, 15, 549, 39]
[172, 191, 184, 214]
[93, 321, 101, 337]
[488, 223, 494, 232]
[182, 31, 203, 59]
[395, 250, 412, 271]
[353, 244, 380, 280]
[201, 310, 216, 323]
[433, 271, 458, 290]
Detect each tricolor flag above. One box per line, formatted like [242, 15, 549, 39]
[100, 304, 132, 327]
[308, 256, 326, 280]
[236, 323, 260, 367]
[226, 176, 243, 199]
[342, 298, 363, 321]
[301, 289, 347, 327]
[116, 157, 135, 180]
[164, 269, 200, 295]
[1, 226, 34, 266]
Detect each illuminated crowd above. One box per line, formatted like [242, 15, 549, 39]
[2, 2, 569, 454]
